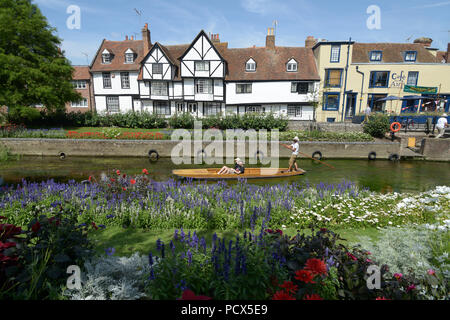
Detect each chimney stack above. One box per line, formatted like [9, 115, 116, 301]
[142, 23, 151, 53]
[211, 33, 220, 44]
[266, 27, 275, 50]
[413, 37, 433, 47]
[305, 36, 317, 48]
[125, 35, 129, 40]
[447, 43, 450, 63]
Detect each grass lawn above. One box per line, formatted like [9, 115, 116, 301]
[90, 226, 381, 257]
[64, 127, 168, 133]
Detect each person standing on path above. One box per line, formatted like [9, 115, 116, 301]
[435, 113, 449, 138]
[363, 105, 372, 124]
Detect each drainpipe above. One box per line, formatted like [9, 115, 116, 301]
[356, 66, 364, 115]
[341, 37, 351, 122]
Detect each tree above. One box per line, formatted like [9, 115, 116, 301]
[0, 0, 80, 113]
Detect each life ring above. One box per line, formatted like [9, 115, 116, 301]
[388, 153, 400, 161]
[148, 149, 159, 161]
[312, 151, 323, 160]
[390, 122, 401, 133]
[368, 152, 377, 160]
[59, 152, 66, 160]
[255, 150, 264, 163]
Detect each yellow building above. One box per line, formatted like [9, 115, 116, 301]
[311, 38, 450, 122]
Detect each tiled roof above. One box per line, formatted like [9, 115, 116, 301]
[90, 40, 145, 72]
[222, 46, 320, 81]
[436, 51, 448, 63]
[72, 66, 90, 79]
[352, 43, 438, 63]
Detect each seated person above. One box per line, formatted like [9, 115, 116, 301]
[218, 158, 245, 175]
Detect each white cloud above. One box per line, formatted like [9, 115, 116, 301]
[414, 1, 450, 8]
[241, 0, 271, 14]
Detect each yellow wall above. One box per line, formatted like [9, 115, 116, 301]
[314, 43, 450, 122]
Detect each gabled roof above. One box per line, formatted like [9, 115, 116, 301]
[91, 39, 145, 72]
[222, 47, 320, 81]
[72, 66, 90, 80]
[178, 30, 226, 62]
[352, 43, 438, 63]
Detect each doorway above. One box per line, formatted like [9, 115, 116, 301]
[345, 93, 357, 119]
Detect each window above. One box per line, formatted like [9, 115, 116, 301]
[195, 61, 209, 71]
[204, 102, 221, 116]
[369, 71, 389, 88]
[287, 105, 302, 117]
[153, 101, 170, 115]
[246, 60, 256, 72]
[188, 103, 197, 113]
[195, 79, 212, 94]
[291, 82, 314, 94]
[71, 98, 88, 108]
[125, 53, 134, 63]
[245, 106, 265, 113]
[370, 51, 382, 61]
[102, 72, 112, 89]
[151, 81, 168, 96]
[153, 63, 163, 74]
[121, 72, 130, 89]
[236, 83, 252, 94]
[368, 94, 387, 112]
[404, 51, 417, 62]
[176, 102, 184, 113]
[287, 62, 297, 72]
[71, 80, 87, 89]
[407, 71, 419, 86]
[330, 45, 340, 62]
[106, 96, 119, 113]
[102, 53, 111, 64]
[325, 69, 343, 88]
[323, 93, 340, 111]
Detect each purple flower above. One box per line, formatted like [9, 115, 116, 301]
[105, 247, 115, 256]
[148, 252, 154, 266]
[156, 238, 162, 251]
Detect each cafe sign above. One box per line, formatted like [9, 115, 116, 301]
[404, 85, 438, 94]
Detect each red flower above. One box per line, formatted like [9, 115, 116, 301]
[180, 290, 212, 300]
[376, 297, 390, 300]
[272, 290, 295, 300]
[122, 174, 126, 178]
[142, 169, 149, 175]
[110, 178, 115, 183]
[31, 221, 41, 233]
[130, 179, 136, 185]
[294, 270, 315, 283]
[88, 176, 92, 182]
[116, 170, 121, 175]
[91, 222, 98, 230]
[0, 224, 22, 239]
[122, 187, 127, 191]
[279, 281, 298, 294]
[0, 241, 16, 249]
[303, 294, 323, 300]
[320, 228, 327, 232]
[346, 252, 357, 261]
[305, 258, 327, 276]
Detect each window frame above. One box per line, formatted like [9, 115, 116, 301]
[153, 101, 171, 115]
[120, 72, 130, 89]
[203, 102, 222, 116]
[287, 105, 303, 118]
[195, 78, 213, 94]
[330, 45, 341, 63]
[236, 83, 252, 94]
[71, 98, 88, 108]
[195, 61, 210, 72]
[151, 81, 168, 96]
[72, 80, 87, 89]
[323, 92, 340, 111]
[245, 105, 265, 114]
[245, 61, 256, 72]
[286, 62, 298, 72]
[102, 72, 112, 89]
[404, 51, 417, 62]
[369, 50, 382, 62]
[406, 71, 419, 86]
[369, 71, 390, 88]
[152, 63, 163, 74]
[102, 53, 111, 64]
[125, 53, 134, 64]
[106, 96, 120, 113]
[324, 69, 343, 88]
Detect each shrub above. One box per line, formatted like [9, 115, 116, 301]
[363, 113, 390, 138]
[168, 113, 195, 129]
[7, 106, 41, 125]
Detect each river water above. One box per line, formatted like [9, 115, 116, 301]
[0, 156, 449, 193]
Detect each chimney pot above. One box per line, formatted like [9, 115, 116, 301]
[305, 36, 317, 48]
[125, 35, 128, 40]
[142, 23, 151, 53]
[131, 36, 134, 40]
[266, 27, 275, 49]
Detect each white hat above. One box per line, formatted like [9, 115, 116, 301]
[235, 157, 242, 162]
[293, 136, 299, 141]
[443, 113, 448, 117]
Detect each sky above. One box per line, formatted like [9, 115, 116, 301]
[33, 0, 450, 65]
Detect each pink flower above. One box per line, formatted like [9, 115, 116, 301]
[394, 273, 403, 280]
[407, 284, 416, 292]
[346, 252, 357, 261]
[427, 269, 436, 276]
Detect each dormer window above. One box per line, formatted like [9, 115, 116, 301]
[246, 58, 256, 72]
[404, 51, 417, 62]
[102, 49, 111, 64]
[125, 49, 135, 63]
[286, 59, 298, 72]
[370, 51, 382, 61]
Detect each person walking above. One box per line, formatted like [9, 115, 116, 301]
[435, 113, 449, 139]
[363, 105, 371, 124]
[281, 137, 300, 172]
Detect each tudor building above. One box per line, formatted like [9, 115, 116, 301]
[88, 24, 320, 120]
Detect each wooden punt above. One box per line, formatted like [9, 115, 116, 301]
[172, 168, 306, 180]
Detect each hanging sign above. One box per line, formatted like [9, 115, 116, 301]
[404, 85, 438, 94]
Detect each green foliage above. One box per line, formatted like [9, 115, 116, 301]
[7, 106, 41, 124]
[169, 113, 195, 129]
[0, 0, 81, 112]
[279, 130, 373, 142]
[363, 113, 391, 138]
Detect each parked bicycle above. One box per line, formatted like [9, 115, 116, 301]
[401, 117, 417, 131]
